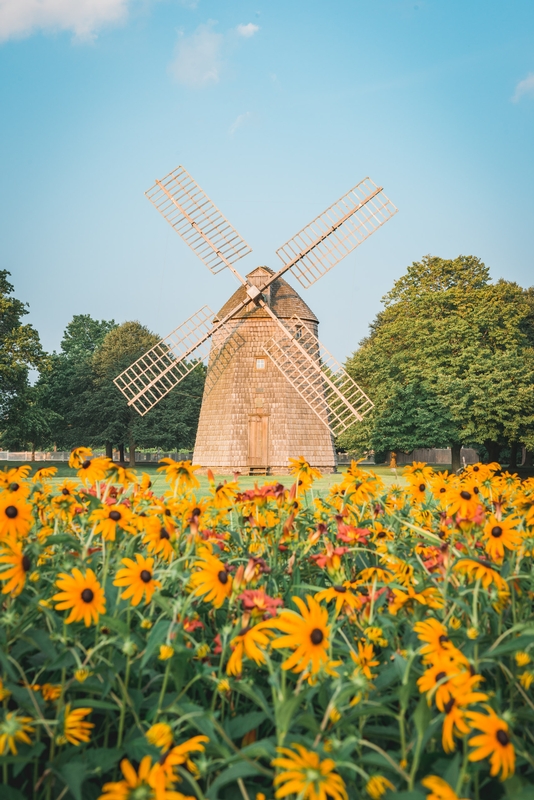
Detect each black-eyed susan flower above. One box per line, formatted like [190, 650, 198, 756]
[97, 755, 179, 800]
[226, 622, 275, 676]
[208, 480, 239, 510]
[453, 558, 508, 591]
[69, 447, 111, 485]
[269, 595, 330, 676]
[466, 706, 515, 780]
[482, 514, 521, 562]
[0, 711, 35, 755]
[289, 456, 322, 492]
[157, 458, 200, 490]
[0, 494, 32, 540]
[189, 547, 232, 608]
[52, 568, 106, 626]
[413, 619, 467, 666]
[40, 683, 62, 702]
[417, 654, 473, 708]
[314, 582, 363, 615]
[146, 722, 174, 751]
[351, 640, 380, 680]
[272, 743, 348, 800]
[388, 585, 444, 615]
[439, 676, 488, 753]
[91, 503, 136, 541]
[142, 517, 176, 562]
[365, 775, 395, 798]
[113, 554, 161, 606]
[421, 775, 468, 800]
[61, 704, 93, 746]
[0, 540, 32, 595]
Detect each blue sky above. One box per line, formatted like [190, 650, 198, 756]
[1, 0, 533, 362]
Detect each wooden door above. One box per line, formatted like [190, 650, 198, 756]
[248, 414, 269, 466]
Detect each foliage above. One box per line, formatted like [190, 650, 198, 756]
[341, 256, 534, 466]
[1, 454, 534, 800]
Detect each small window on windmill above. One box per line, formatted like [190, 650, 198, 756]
[256, 358, 266, 370]
[295, 324, 303, 340]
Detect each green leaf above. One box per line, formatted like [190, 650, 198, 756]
[486, 634, 534, 658]
[124, 737, 160, 762]
[225, 711, 267, 740]
[13, 742, 45, 777]
[85, 747, 124, 775]
[70, 698, 118, 710]
[207, 761, 264, 798]
[46, 534, 81, 549]
[99, 614, 129, 638]
[413, 694, 431, 738]
[22, 627, 59, 661]
[2, 789, 26, 800]
[140, 619, 171, 668]
[232, 682, 274, 720]
[57, 760, 88, 800]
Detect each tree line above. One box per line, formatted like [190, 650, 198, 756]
[2, 256, 533, 470]
[339, 255, 534, 471]
[0, 270, 205, 464]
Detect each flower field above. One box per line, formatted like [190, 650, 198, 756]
[1, 451, 534, 800]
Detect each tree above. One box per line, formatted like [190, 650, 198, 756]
[0, 270, 43, 417]
[341, 256, 534, 470]
[36, 315, 117, 450]
[0, 385, 61, 458]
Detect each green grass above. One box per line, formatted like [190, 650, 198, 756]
[2, 461, 406, 496]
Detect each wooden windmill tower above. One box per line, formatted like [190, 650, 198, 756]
[114, 166, 397, 474]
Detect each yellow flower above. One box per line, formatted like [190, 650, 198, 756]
[29, 571, 40, 582]
[97, 755, 181, 800]
[195, 643, 210, 659]
[0, 494, 32, 540]
[314, 582, 362, 615]
[515, 651, 531, 667]
[421, 775, 468, 800]
[226, 622, 275, 676]
[466, 706, 515, 780]
[217, 679, 230, 694]
[519, 671, 534, 690]
[467, 627, 479, 640]
[0, 711, 34, 755]
[74, 668, 92, 683]
[189, 547, 232, 608]
[209, 480, 239, 510]
[272, 743, 348, 800]
[72, 451, 111, 485]
[91, 503, 136, 541]
[0, 678, 11, 701]
[146, 723, 173, 751]
[449, 616, 461, 630]
[40, 683, 62, 702]
[69, 446, 93, 468]
[114, 554, 161, 606]
[351, 641, 380, 680]
[366, 775, 395, 798]
[453, 559, 508, 592]
[159, 644, 174, 661]
[141, 619, 153, 630]
[157, 458, 200, 489]
[52, 568, 106, 626]
[62, 704, 93, 745]
[269, 595, 330, 676]
[482, 514, 521, 562]
[0, 539, 32, 595]
[289, 456, 322, 491]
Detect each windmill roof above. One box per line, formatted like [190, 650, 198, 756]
[215, 266, 319, 323]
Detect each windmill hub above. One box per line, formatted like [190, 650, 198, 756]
[115, 166, 398, 475]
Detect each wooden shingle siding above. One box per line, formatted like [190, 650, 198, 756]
[193, 267, 337, 474]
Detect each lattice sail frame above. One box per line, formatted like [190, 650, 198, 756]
[277, 177, 397, 289]
[262, 316, 373, 437]
[145, 166, 252, 275]
[114, 306, 237, 416]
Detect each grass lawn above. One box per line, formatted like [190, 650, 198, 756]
[2, 461, 407, 495]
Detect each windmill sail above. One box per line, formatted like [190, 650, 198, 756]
[262, 317, 373, 436]
[114, 306, 217, 415]
[276, 178, 397, 289]
[145, 166, 252, 275]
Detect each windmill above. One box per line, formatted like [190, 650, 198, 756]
[114, 166, 397, 474]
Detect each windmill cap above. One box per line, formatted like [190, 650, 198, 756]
[215, 266, 319, 323]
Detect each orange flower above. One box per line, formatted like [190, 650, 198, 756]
[482, 515, 521, 562]
[466, 706, 515, 780]
[189, 547, 232, 608]
[53, 568, 106, 626]
[269, 595, 330, 676]
[113, 554, 161, 606]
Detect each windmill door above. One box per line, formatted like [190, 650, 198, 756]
[248, 414, 269, 467]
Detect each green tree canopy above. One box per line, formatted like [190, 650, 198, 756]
[340, 255, 534, 469]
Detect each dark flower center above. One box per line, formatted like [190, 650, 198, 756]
[81, 460, 91, 470]
[192, 508, 201, 517]
[109, 510, 121, 521]
[496, 729, 509, 746]
[435, 671, 447, 682]
[377, 531, 386, 538]
[164, 509, 171, 517]
[5, 505, 18, 519]
[8, 483, 19, 492]
[81, 588, 94, 603]
[460, 490, 472, 500]
[491, 526, 503, 538]
[473, 486, 479, 495]
[62, 488, 70, 495]
[333, 585, 346, 593]
[218, 570, 229, 585]
[473, 466, 480, 472]
[439, 634, 450, 644]
[159, 528, 170, 540]
[419, 483, 426, 492]
[444, 698, 455, 714]
[439, 487, 446, 493]
[310, 628, 324, 645]
[22, 555, 31, 572]
[140, 569, 152, 583]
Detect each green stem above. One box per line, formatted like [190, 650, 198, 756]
[117, 655, 131, 747]
[455, 737, 469, 796]
[156, 659, 171, 719]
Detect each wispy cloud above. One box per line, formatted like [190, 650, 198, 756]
[170, 20, 260, 89]
[512, 73, 534, 103]
[170, 21, 223, 88]
[228, 111, 251, 136]
[0, 0, 131, 43]
[236, 22, 259, 38]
